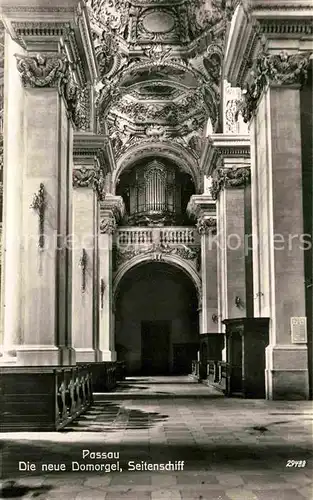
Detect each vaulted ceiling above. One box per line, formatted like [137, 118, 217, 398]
[86, 0, 233, 166]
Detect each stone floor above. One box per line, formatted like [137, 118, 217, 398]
[0, 376, 312, 500]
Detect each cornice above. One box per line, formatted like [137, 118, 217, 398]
[75, 1, 98, 84]
[105, 139, 117, 176]
[0, 1, 98, 85]
[186, 194, 216, 220]
[73, 132, 110, 173]
[100, 194, 125, 226]
[252, 1, 313, 16]
[201, 134, 250, 176]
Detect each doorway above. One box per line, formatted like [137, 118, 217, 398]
[141, 320, 170, 375]
[115, 262, 199, 375]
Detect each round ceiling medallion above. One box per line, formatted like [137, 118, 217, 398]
[142, 10, 175, 34]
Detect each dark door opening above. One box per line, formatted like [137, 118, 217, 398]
[141, 320, 170, 375]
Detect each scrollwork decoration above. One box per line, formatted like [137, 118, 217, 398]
[93, 169, 106, 201]
[30, 183, 46, 249]
[100, 217, 117, 235]
[212, 313, 219, 324]
[115, 242, 200, 268]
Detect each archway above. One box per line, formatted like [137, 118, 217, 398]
[115, 262, 199, 376]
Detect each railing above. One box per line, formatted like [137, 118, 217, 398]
[191, 360, 200, 379]
[207, 360, 230, 393]
[117, 228, 153, 245]
[56, 365, 93, 429]
[160, 228, 197, 245]
[77, 361, 118, 392]
[115, 226, 200, 248]
[116, 361, 126, 381]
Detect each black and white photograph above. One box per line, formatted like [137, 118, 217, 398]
[0, 0, 312, 499]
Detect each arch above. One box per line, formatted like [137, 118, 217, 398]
[112, 141, 201, 193]
[113, 254, 202, 308]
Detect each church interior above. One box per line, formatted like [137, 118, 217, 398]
[0, 0, 312, 499]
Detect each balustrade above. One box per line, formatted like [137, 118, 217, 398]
[191, 359, 200, 379]
[117, 228, 153, 246]
[77, 361, 118, 392]
[206, 360, 229, 393]
[115, 227, 199, 247]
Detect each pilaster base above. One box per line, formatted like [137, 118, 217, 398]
[74, 348, 98, 363]
[265, 345, 309, 400]
[97, 350, 117, 362]
[0, 352, 17, 366]
[14, 346, 75, 366]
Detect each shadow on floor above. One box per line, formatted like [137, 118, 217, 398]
[112, 384, 149, 391]
[0, 481, 52, 498]
[60, 401, 169, 432]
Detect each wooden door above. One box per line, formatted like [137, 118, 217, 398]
[141, 321, 170, 375]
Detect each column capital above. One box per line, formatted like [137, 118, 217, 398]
[238, 50, 312, 123]
[14, 52, 95, 129]
[210, 166, 251, 201]
[196, 217, 217, 236]
[14, 53, 67, 87]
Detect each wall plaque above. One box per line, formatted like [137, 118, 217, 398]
[290, 317, 307, 343]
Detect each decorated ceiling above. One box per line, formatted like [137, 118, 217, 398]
[86, 0, 233, 165]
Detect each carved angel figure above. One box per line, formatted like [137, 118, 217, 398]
[15, 53, 67, 88]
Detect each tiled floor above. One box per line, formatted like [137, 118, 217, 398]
[0, 377, 312, 500]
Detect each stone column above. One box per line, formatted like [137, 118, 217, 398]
[187, 195, 218, 334]
[98, 195, 124, 362]
[72, 134, 108, 362]
[249, 67, 310, 400]
[205, 136, 252, 333]
[224, 2, 312, 399]
[0, 1, 97, 365]
[0, 34, 24, 362]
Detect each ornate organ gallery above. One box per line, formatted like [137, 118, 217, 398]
[117, 159, 195, 226]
